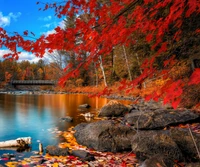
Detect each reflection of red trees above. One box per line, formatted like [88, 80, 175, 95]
[0, 0, 200, 108]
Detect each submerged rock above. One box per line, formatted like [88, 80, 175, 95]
[98, 100, 129, 117]
[60, 116, 73, 122]
[74, 120, 135, 152]
[79, 104, 91, 108]
[124, 109, 200, 129]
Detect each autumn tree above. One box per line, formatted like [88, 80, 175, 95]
[0, 0, 200, 108]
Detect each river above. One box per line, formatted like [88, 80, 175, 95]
[0, 93, 131, 159]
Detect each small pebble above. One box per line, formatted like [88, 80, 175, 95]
[32, 151, 40, 155]
[31, 155, 41, 158]
[10, 157, 16, 161]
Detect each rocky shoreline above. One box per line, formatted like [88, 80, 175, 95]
[0, 88, 137, 101]
[1, 91, 200, 166]
[35, 99, 200, 167]
[72, 100, 200, 166]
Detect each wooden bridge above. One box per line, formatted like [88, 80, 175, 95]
[9, 80, 57, 86]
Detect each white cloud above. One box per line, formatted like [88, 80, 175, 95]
[18, 52, 41, 63]
[39, 15, 52, 21]
[41, 20, 65, 36]
[42, 20, 65, 29]
[43, 23, 52, 28]
[59, 20, 65, 29]
[0, 49, 12, 60]
[0, 49, 48, 63]
[8, 12, 21, 21]
[42, 29, 56, 36]
[18, 50, 54, 63]
[0, 12, 21, 27]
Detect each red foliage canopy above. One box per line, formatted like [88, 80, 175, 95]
[0, 0, 200, 108]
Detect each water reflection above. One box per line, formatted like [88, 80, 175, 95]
[0, 93, 131, 155]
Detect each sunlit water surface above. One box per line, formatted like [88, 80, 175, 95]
[0, 93, 131, 160]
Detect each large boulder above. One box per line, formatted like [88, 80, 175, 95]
[170, 128, 200, 161]
[140, 155, 176, 167]
[74, 120, 136, 152]
[98, 100, 129, 117]
[185, 163, 200, 167]
[124, 109, 199, 129]
[131, 130, 184, 161]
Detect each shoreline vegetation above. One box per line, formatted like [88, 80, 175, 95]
[1, 82, 200, 110]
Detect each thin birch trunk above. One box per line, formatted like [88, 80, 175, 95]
[123, 45, 132, 81]
[99, 55, 107, 87]
[94, 62, 98, 87]
[135, 53, 146, 88]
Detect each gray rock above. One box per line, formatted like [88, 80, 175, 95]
[185, 163, 200, 167]
[38, 159, 47, 164]
[98, 100, 129, 117]
[170, 128, 200, 161]
[140, 155, 175, 167]
[74, 120, 135, 152]
[74, 122, 88, 131]
[131, 130, 184, 161]
[46, 145, 69, 156]
[124, 109, 199, 129]
[60, 116, 73, 122]
[79, 104, 91, 108]
[71, 150, 95, 161]
[1, 153, 15, 159]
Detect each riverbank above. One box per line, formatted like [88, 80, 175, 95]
[0, 91, 199, 166]
[0, 85, 156, 104]
[1, 101, 200, 167]
[0, 86, 200, 166]
[1, 82, 199, 110]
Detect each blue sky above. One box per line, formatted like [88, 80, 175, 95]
[0, 0, 65, 62]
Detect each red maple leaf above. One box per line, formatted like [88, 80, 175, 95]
[23, 30, 28, 36]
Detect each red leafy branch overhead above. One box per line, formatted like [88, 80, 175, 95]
[0, 0, 200, 108]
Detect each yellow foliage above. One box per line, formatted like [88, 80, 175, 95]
[5, 161, 18, 167]
[58, 130, 86, 150]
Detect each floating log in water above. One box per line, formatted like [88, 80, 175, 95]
[0, 137, 31, 148]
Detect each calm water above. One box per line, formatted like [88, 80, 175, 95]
[0, 93, 131, 157]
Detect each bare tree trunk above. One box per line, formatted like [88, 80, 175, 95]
[135, 53, 146, 88]
[111, 49, 115, 75]
[123, 45, 132, 81]
[93, 62, 98, 87]
[99, 55, 107, 87]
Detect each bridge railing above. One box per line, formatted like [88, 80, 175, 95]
[9, 80, 57, 85]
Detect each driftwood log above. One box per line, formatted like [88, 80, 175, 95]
[0, 137, 31, 148]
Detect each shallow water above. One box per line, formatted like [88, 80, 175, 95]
[0, 93, 131, 157]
